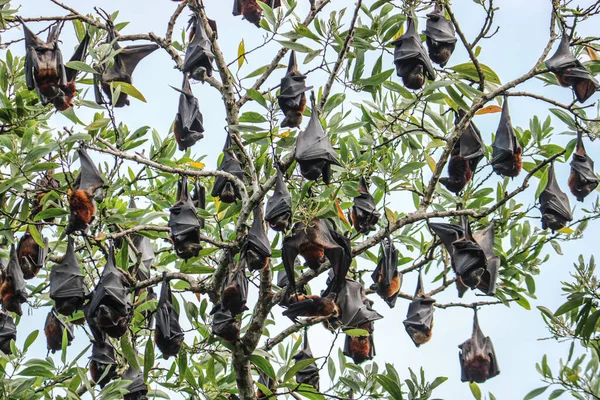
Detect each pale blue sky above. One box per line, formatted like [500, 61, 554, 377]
[5, 1, 600, 399]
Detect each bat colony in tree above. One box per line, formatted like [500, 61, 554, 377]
[1, 0, 599, 398]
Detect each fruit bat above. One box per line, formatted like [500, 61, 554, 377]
[243, 207, 272, 271]
[392, 16, 436, 90]
[458, 311, 500, 383]
[370, 237, 401, 308]
[539, 163, 573, 231]
[233, 0, 281, 27]
[545, 34, 600, 103]
[220, 257, 248, 316]
[66, 147, 106, 234]
[183, 14, 215, 81]
[211, 136, 245, 203]
[403, 271, 435, 347]
[86, 245, 132, 340]
[44, 308, 74, 353]
[1, 245, 28, 316]
[89, 340, 118, 388]
[471, 223, 500, 297]
[343, 329, 375, 365]
[192, 180, 206, 227]
[278, 51, 312, 128]
[492, 99, 522, 178]
[440, 110, 485, 194]
[294, 101, 340, 184]
[172, 74, 204, 151]
[256, 367, 276, 400]
[264, 168, 292, 231]
[292, 331, 319, 390]
[94, 23, 158, 107]
[336, 277, 383, 328]
[123, 366, 149, 400]
[53, 31, 91, 111]
[423, 4, 457, 67]
[20, 19, 67, 104]
[210, 304, 240, 342]
[350, 177, 380, 234]
[32, 170, 61, 222]
[569, 131, 599, 201]
[17, 228, 48, 279]
[282, 218, 351, 296]
[155, 273, 184, 359]
[50, 236, 86, 316]
[282, 292, 339, 322]
[169, 176, 202, 260]
[0, 310, 16, 355]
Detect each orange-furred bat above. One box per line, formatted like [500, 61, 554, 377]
[44, 308, 74, 353]
[53, 31, 90, 111]
[344, 329, 373, 365]
[569, 131, 599, 201]
[282, 292, 339, 321]
[1, 246, 28, 316]
[66, 148, 105, 234]
[17, 228, 48, 279]
[423, 4, 456, 67]
[20, 19, 67, 104]
[371, 238, 401, 307]
[459, 311, 500, 383]
[492, 99, 522, 178]
[242, 207, 272, 271]
[233, 0, 282, 27]
[403, 271, 435, 347]
[89, 340, 118, 388]
[440, 110, 484, 194]
[278, 51, 312, 128]
[392, 16, 435, 90]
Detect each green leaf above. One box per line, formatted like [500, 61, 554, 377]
[121, 335, 140, 371]
[450, 62, 501, 84]
[524, 386, 549, 400]
[33, 208, 69, 222]
[110, 81, 147, 103]
[23, 330, 38, 353]
[344, 328, 369, 337]
[144, 339, 154, 382]
[284, 358, 318, 383]
[581, 309, 600, 339]
[249, 355, 276, 381]
[237, 39, 245, 70]
[549, 389, 565, 399]
[359, 69, 394, 87]
[65, 60, 97, 74]
[469, 382, 482, 400]
[277, 41, 313, 53]
[85, 118, 111, 131]
[375, 374, 403, 400]
[28, 224, 45, 249]
[555, 297, 584, 316]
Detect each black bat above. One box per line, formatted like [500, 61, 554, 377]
[155, 273, 184, 359]
[292, 331, 319, 390]
[294, 96, 340, 184]
[256, 366, 276, 399]
[472, 223, 500, 297]
[44, 308, 74, 353]
[192, 180, 206, 224]
[336, 276, 383, 328]
[264, 168, 292, 231]
[403, 271, 435, 347]
[94, 22, 158, 107]
[370, 237, 401, 308]
[220, 256, 249, 316]
[278, 50, 312, 128]
[89, 340, 118, 388]
[210, 304, 240, 342]
[539, 163, 573, 231]
[66, 147, 106, 234]
[169, 176, 202, 260]
[85, 245, 132, 340]
[282, 218, 351, 296]
[172, 74, 204, 151]
[50, 236, 86, 316]
[183, 14, 215, 81]
[243, 207, 272, 271]
[123, 366, 148, 400]
[20, 19, 67, 104]
[349, 177, 380, 234]
[233, 0, 281, 27]
[53, 31, 91, 111]
[545, 34, 600, 103]
[492, 99, 522, 178]
[211, 136, 245, 203]
[423, 4, 457, 67]
[0, 310, 16, 355]
[440, 110, 485, 194]
[569, 131, 599, 201]
[1, 245, 28, 316]
[17, 228, 48, 279]
[32, 170, 61, 222]
[458, 311, 500, 383]
[392, 16, 436, 90]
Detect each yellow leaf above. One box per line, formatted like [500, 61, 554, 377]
[237, 39, 245, 70]
[277, 129, 291, 138]
[96, 232, 107, 241]
[558, 226, 574, 234]
[475, 105, 502, 115]
[585, 46, 598, 61]
[392, 25, 404, 41]
[185, 161, 205, 169]
[384, 207, 396, 223]
[426, 154, 436, 172]
[335, 199, 350, 225]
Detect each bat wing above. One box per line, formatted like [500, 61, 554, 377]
[391, 16, 436, 80]
[337, 279, 383, 328]
[268, 0, 282, 8]
[428, 221, 464, 254]
[247, 207, 272, 257]
[491, 99, 518, 165]
[459, 118, 485, 164]
[84, 301, 105, 343]
[123, 367, 147, 395]
[539, 164, 573, 221]
[50, 236, 86, 299]
[282, 235, 301, 292]
[451, 238, 486, 276]
[74, 148, 105, 195]
[295, 111, 340, 165]
[265, 169, 292, 220]
[292, 333, 319, 389]
[371, 238, 398, 287]
[322, 226, 352, 296]
[183, 17, 215, 78]
[7, 246, 26, 299]
[0, 311, 16, 342]
[545, 35, 579, 72]
[571, 132, 599, 183]
[211, 151, 244, 196]
[156, 276, 183, 341]
[169, 176, 200, 238]
[89, 246, 130, 313]
[104, 44, 159, 83]
[65, 32, 91, 83]
[90, 340, 117, 364]
[232, 0, 242, 16]
[211, 304, 236, 333]
[132, 234, 154, 279]
[354, 177, 379, 215]
[423, 8, 457, 44]
[403, 296, 435, 330]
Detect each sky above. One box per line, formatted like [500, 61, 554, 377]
[4, 0, 600, 399]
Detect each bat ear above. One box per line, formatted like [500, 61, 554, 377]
[287, 50, 298, 73]
[415, 269, 425, 296]
[20, 19, 45, 48]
